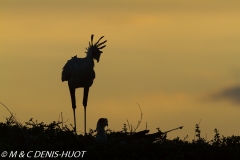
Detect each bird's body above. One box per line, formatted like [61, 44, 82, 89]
[62, 55, 95, 89]
[61, 34, 107, 134]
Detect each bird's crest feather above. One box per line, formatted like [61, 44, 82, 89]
[86, 34, 107, 56]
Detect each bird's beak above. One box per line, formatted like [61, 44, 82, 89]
[97, 57, 100, 63]
[97, 52, 102, 63]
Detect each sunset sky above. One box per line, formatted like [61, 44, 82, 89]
[1, 0, 240, 140]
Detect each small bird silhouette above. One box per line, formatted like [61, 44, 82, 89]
[95, 118, 108, 142]
[62, 34, 107, 134]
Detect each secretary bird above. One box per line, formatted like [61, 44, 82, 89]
[95, 118, 108, 142]
[62, 34, 107, 135]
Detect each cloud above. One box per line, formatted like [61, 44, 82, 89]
[210, 85, 240, 104]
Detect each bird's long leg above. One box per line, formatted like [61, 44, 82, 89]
[73, 108, 76, 133]
[68, 82, 77, 133]
[84, 106, 86, 135]
[83, 87, 89, 135]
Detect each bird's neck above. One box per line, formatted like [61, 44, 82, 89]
[85, 51, 95, 65]
[86, 50, 94, 58]
[96, 126, 106, 135]
[97, 128, 105, 133]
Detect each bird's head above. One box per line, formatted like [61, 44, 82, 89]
[86, 34, 107, 63]
[96, 118, 108, 131]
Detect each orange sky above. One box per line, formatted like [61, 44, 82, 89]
[1, 0, 240, 140]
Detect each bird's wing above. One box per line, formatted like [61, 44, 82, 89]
[62, 57, 95, 87]
[61, 57, 84, 81]
[61, 60, 71, 81]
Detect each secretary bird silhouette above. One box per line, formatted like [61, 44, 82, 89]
[62, 34, 107, 135]
[95, 118, 108, 142]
